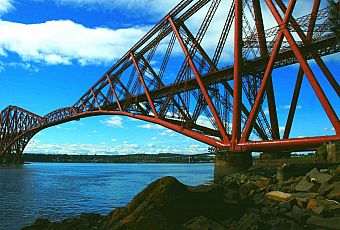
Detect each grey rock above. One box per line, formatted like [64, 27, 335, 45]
[328, 186, 340, 201]
[310, 168, 333, 184]
[310, 205, 324, 215]
[295, 179, 317, 192]
[321, 169, 330, 173]
[318, 182, 338, 195]
[307, 216, 340, 229]
[288, 205, 311, 224]
[182, 216, 226, 230]
[329, 173, 340, 184]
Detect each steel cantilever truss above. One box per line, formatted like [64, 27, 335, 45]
[0, 0, 339, 160]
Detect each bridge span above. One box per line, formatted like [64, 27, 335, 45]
[0, 0, 339, 166]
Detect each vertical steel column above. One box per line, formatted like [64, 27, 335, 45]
[252, 0, 280, 140]
[231, 0, 243, 150]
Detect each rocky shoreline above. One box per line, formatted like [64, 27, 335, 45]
[23, 164, 340, 230]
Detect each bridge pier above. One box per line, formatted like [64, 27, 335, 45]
[214, 150, 252, 183]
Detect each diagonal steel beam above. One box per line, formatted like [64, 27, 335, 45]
[268, 0, 340, 135]
[169, 16, 229, 145]
[252, 0, 280, 140]
[284, 0, 321, 139]
[241, 0, 297, 143]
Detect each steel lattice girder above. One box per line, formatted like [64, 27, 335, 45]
[0, 0, 339, 158]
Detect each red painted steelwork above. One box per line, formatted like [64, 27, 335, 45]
[1, 0, 339, 159]
[231, 0, 242, 150]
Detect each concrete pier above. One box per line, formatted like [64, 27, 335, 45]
[214, 150, 252, 183]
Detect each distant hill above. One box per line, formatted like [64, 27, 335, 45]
[23, 153, 215, 164]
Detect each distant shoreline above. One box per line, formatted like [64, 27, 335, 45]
[23, 153, 215, 164]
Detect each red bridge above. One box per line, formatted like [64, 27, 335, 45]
[0, 0, 339, 164]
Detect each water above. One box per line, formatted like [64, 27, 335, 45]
[0, 162, 213, 229]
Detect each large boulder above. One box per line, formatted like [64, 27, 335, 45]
[102, 176, 243, 230]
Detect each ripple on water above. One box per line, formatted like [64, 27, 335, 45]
[0, 162, 213, 229]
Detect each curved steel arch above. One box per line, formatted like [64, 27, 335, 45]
[0, 109, 226, 159]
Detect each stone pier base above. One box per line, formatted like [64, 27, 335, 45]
[214, 151, 252, 183]
[326, 141, 340, 163]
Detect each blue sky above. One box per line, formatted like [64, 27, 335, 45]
[0, 0, 338, 155]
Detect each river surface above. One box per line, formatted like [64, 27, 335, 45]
[0, 162, 214, 229]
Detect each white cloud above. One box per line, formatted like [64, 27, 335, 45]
[0, 20, 149, 65]
[137, 123, 164, 130]
[159, 129, 176, 137]
[196, 115, 215, 129]
[100, 116, 124, 128]
[111, 138, 117, 142]
[279, 126, 285, 133]
[45, 0, 178, 16]
[147, 143, 155, 148]
[0, 61, 39, 72]
[151, 137, 157, 140]
[0, 0, 13, 16]
[0, 61, 4, 72]
[322, 127, 335, 132]
[279, 105, 302, 110]
[25, 136, 210, 155]
[263, 108, 270, 115]
[0, 1, 332, 68]
[25, 138, 141, 155]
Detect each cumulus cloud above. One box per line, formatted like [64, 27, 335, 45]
[0, 1, 328, 68]
[279, 105, 302, 110]
[279, 126, 285, 133]
[0, 0, 13, 16]
[100, 116, 124, 128]
[0, 20, 149, 65]
[137, 124, 164, 130]
[196, 115, 215, 129]
[43, 0, 178, 16]
[322, 127, 335, 132]
[25, 135, 210, 155]
[159, 129, 176, 137]
[0, 61, 39, 72]
[147, 143, 155, 148]
[263, 108, 269, 115]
